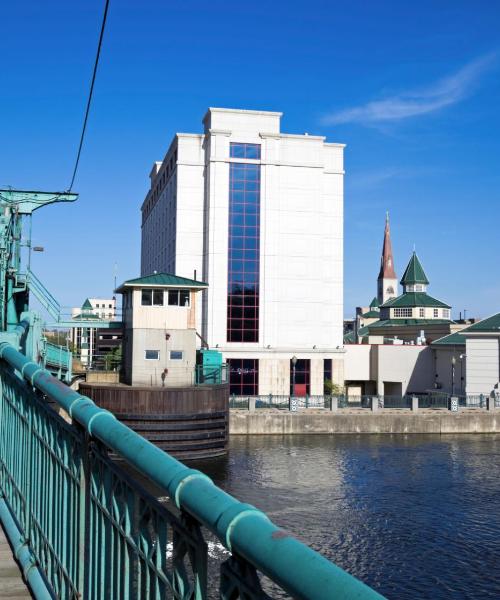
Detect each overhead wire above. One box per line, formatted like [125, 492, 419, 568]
[67, 0, 110, 192]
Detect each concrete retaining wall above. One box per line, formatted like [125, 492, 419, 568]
[230, 410, 500, 435]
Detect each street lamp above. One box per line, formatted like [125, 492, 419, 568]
[291, 355, 298, 397]
[451, 356, 456, 396]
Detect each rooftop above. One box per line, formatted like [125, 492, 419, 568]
[361, 310, 381, 319]
[431, 331, 466, 346]
[462, 312, 500, 333]
[369, 319, 452, 329]
[381, 292, 450, 309]
[115, 272, 208, 292]
[400, 252, 429, 286]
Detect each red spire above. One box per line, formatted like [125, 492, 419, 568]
[378, 212, 396, 279]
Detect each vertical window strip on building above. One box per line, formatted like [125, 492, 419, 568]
[227, 144, 261, 342]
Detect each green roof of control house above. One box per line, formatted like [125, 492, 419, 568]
[462, 312, 500, 333]
[431, 331, 466, 346]
[369, 297, 379, 308]
[116, 272, 208, 292]
[400, 252, 429, 286]
[81, 299, 93, 309]
[380, 292, 450, 309]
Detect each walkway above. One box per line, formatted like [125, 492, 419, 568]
[0, 523, 31, 599]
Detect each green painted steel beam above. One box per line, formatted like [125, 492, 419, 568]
[0, 188, 77, 214]
[48, 320, 123, 329]
[0, 341, 385, 599]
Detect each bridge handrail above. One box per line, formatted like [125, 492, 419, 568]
[0, 340, 383, 599]
[25, 269, 61, 321]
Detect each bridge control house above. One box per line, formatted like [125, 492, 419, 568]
[115, 273, 208, 386]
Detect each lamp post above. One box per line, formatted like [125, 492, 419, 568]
[291, 355, 297, 397]
[451, 356, 456, 396]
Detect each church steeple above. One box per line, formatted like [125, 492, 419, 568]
[377, 212, 398, 304]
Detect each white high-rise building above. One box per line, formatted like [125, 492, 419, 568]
[141, 108, 344, 396]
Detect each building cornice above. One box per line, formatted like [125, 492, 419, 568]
[208, 128, 232, 136]
[207, 107, 283, 117]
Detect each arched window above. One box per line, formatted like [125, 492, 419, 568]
[386, 286, 394, 295]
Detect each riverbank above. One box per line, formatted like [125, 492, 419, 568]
[229, 409, 500, 434]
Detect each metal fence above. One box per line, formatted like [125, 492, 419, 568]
[229, 393, 498, 411]
[0, 341, 382, 600]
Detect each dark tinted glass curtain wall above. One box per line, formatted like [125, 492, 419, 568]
[227, 144, 261, 343]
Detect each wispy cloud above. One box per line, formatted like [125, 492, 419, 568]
[323, 53, 497, 125]
[348, 165, 448, 192]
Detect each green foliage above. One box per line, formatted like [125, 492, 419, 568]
[324, 379, 345, 396]
[103, 345, 122, 370]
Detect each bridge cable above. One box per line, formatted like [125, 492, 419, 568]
[67, 0, 110, 192]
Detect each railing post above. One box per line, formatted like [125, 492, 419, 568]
[248, 397, 256, 412]
[330, 397, 338, 412]
[78, 430, 91, 597]
[370, 396, 378, 412]
[487, 395, 496, 411]
[411, 396, 419, 411]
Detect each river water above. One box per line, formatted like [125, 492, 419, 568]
[191, 434, 500, 599]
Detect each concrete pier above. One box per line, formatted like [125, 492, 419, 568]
[230, 410, 500, 435]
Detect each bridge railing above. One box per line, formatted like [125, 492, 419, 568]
[0, 341, 383, 600]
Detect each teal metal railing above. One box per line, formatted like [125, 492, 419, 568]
[26, 269, 62, 322]
[0, 341, 383, 599]
[43, 340, 72, 381]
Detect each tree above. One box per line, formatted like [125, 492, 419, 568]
[324, 379, 345, 396]
[104, 345, 122, 371]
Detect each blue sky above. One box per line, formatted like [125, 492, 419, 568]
[1, 0, 499, 319]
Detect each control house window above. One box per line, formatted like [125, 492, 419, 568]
[170, 351, 183, 360]
[168, 289, 190, 306]
[228, 358, 259, 395]
[443, 309, 450, 319]
[145, 350, 160, 360]
[433, 308, 439, 318]
[141, 289, 164, 306]
[419, 308, 425, 318]
[394, 308, 413, 318]
[227, 143, 261, 343]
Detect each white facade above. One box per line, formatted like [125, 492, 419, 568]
[71, 298, 116, 320]
[141, 108, 345, 395]
[344, 344, 435, 396]
[465, 335, 500, 396]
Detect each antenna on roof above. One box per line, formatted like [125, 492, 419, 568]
[113, 261, 118, 292]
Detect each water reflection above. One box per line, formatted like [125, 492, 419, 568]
[192, 434, 500, 599]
